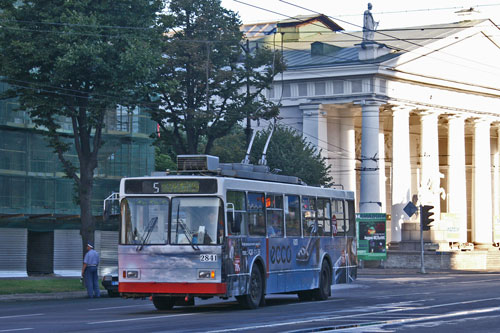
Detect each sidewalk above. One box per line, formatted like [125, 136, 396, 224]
[358, 267, 500, 275]
[0, 290, 89, 302]
[2, 268, 498, 302]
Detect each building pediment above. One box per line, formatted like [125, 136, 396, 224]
[385, 21, 500, 93]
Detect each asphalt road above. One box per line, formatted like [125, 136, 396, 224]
[2, 270, 500, 332]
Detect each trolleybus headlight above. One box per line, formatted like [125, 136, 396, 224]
[198, 270, 215, 279]
[126, 270, 139, 279]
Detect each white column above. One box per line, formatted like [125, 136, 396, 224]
[360, 100, 383, 213]
[379, 128, 386, 213]
[420, 111, 441, 218]
[302, 104, 328, 160]
[472, 118, 493, 246]
[494, 127, 500, 242]
[339, 110, 356, 192]
[391, 107, 412, 243]
[447, 115, 468, 243]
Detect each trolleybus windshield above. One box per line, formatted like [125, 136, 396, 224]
[171, 197, 222, 246]
[121, 197, 169, 245]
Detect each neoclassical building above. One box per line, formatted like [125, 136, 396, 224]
[243, 15, 500, 251]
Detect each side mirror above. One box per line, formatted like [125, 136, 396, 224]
[103, 192, 119, 222]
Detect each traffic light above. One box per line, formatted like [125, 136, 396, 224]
[420, 205, 435, 231]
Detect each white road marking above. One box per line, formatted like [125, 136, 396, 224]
[205, 297, 500, 332]
[337, 306, 500, 331]
[0, 329, 34, 332]
[88, 304, 152, 311]
[88, 312, 196, 325]
[374, 292, 432, 298]
[286, 299, 345, 306]
[405, 296, 500, 311]
[0, 314, 43, 319]
[452, 278, 500, 285]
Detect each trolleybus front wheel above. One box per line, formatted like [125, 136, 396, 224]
[152, 296, 176, 310]
[237, 265, 264, 309]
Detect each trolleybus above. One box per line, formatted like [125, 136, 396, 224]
[117, 155, 357, 309]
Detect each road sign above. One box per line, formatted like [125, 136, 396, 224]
[403, 201, 417, 218]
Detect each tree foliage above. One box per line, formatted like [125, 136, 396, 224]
[152, 0, 284, 155]
[209, 124, 332, 186]
[0, 1, 164, 251]
[250, 124, 332, 186]
[210, 124, 247, 163]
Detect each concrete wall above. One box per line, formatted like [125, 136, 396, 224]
[385, 250, 500, 271]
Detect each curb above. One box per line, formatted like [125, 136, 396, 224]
[0, 291, 92, 302]
[3, 269, 499, 302]
[357, 267, 500, 275]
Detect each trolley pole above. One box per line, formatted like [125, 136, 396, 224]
[419, 205, 426, 274]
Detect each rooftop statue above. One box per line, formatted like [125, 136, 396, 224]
[363, 3, 379, 42]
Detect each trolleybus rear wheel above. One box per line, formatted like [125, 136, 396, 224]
[238, 265, 263, 309]
[313, 261, 331, 300]
[152, 296, 176, 310]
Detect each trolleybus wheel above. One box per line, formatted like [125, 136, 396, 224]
[313, 261, 331, 301]
[152, 296, 176, 310]
[238, 265, 263, 309]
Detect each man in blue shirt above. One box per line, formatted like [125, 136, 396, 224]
[81, 243, 100, 298]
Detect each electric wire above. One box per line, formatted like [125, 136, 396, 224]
[235, 0, 500, 76]
[2, 3, 499, 163]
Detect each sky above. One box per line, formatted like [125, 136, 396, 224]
[221, 0, 500, 30]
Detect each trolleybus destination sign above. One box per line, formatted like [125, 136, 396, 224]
[125, 179, 217, 194]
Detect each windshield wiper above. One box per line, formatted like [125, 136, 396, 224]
[136, 216, 158, 252]
[176, 203, 199, 251]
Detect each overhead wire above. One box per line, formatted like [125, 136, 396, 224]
[235, 0, 500, 77]
[274, 118, 483, 167]
[326, 3, 500, 19]
[2, 2, 500, 29]
[3, 17, 498, 123]
[1, 3, 499, 159]
[2, 9, 500, 76]
[232, 0, 500, 150]
[247, 2, 497, 164]
[279, 0, 500, 75]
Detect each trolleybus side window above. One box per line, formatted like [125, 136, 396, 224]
[266, 193, 283, 238]
[121, 197, 169, 245]
[332, 199, 345, 235]
[170, 197, 222, 245]
[285, 195, 301, 237]
[317, 198, 332, 237]
[226, 190, 247, 236]
[248, 192, 266, 236]
[302, 196, 317, 237]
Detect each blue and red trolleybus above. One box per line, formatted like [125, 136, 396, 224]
[118, 155, 357, 309]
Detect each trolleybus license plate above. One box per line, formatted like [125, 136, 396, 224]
[200, 254, 217, 262]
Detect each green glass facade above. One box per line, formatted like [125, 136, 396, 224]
[0, 84, 156, 219]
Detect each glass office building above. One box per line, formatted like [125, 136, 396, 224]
[0, 83, 155, 276]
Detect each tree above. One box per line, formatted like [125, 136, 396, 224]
[152, 0, 283, 155]
[210, 124, 247, 163]
[0, 1, 165, 253]
[251, 124, 332, 186]
[154, 141, 177, 172]
[208, 124, 332, 186]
